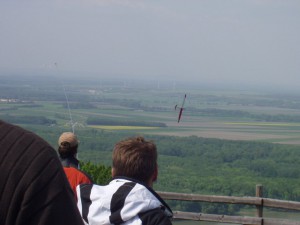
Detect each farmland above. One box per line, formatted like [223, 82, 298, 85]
[2, 74, 300, 145]
[2, 74, 300, 219]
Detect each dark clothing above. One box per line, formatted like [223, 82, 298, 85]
[77, 177, 173, 225]
[0, 120, 84, 225]
[60, 155, 80, 168]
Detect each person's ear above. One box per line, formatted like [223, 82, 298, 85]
[111, 167, 115, 177]
[152, 165, 158, 182]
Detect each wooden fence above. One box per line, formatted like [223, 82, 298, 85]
[157, 185, 300, 225]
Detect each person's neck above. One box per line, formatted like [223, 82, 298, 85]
[60, 155, 79, 168]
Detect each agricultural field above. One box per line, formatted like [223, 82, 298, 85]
[2, 75, 300, 221]
[2, 74, 300, 145]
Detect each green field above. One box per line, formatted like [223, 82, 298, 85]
[7, 108, 300, 145]
[2, 75, 300, 220]
[2, 75, 300, 143]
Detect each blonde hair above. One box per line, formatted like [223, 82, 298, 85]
[112, 136, 157, 183]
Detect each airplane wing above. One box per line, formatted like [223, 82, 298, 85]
[176, 94, 186, 123]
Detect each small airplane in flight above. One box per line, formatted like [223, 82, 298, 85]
[175, 94, 186, 123]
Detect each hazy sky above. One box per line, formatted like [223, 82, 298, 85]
[1, 0, 300, 89]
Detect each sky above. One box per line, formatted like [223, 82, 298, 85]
[1, 0, 300, 90]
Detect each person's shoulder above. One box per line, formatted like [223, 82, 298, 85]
[0, 120, 51, 146]
[64, 167, 93, 183]
[138, 207, 173, 225]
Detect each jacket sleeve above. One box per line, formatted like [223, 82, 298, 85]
[0, 121, 84, 225]
[138, 208, 173, 225]
[18, 148, 85, 225]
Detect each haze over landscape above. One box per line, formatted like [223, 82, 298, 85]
[1, 0, 300, 91]
[3, 2, 300, 222]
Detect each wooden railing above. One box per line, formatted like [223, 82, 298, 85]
[157, 185, 300, 225]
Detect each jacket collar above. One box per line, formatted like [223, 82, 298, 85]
[60, 156, 79, 168]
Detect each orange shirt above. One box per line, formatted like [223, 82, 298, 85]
[63, 167, 92, 198]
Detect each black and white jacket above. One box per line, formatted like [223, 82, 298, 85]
[76, 177, 173, 225]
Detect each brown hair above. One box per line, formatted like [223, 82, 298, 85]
[112, 136, 157, 183]
[58, 141, 78, 159]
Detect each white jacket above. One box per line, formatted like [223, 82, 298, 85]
[77, 177, 173, 225]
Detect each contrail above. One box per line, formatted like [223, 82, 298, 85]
[62, 83, 75, 133]
[54, 62, 75, 133]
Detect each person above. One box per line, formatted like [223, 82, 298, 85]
[58, 132, 93, 197]
[0, 120, 84, 225]
[76, 136, 173, 225]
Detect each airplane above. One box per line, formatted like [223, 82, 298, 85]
[175, 94, 186, 123]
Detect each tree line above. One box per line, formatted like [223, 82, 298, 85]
[56, 129, 300, 215]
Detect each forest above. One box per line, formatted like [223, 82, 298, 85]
[2, 75, 300, 215]
[74, 130, 300, 215]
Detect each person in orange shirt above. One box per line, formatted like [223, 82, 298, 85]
[57, 132, 93, 198]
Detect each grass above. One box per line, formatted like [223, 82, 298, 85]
[3, 83, 300, 145]
[224, 122, 300, 127]
[87, 125, 159, 130]
[4, 103, 300, 144]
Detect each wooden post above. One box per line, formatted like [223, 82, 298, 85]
[256, 184, 263, 225]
